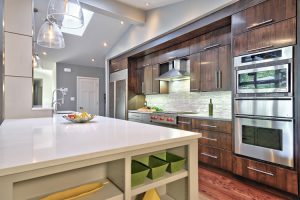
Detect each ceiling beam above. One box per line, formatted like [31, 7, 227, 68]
[80, 0, 145, 25]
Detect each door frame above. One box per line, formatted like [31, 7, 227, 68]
[76, 76, 100, 115]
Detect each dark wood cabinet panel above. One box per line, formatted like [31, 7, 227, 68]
[199, 145, 232, 172]
[233, 156, 298, 195]
[233, 18, 296, 56]
[189, 53, 201, 92]
[218, 45, 231, 91]
[137, 52, 159, 69]
[192, 119, 232, 134]
[190, 25, 231, 54]
[110, 57, 128, 73]
[109, 82, 114, 118]
[152, 64, 160, 94]
[200, 48, 218, 92]
[232, 0, 296, 36]
[159, 41, 190, 64]
[144, 66, 153, 95]
[177, 117, 192, 131]
[136, 68, 144, 95]
[199, 130, 232, 151]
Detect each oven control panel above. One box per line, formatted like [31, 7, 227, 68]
[150, 114, 177, 125]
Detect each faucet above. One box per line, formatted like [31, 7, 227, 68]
[51, 88, 67, 114]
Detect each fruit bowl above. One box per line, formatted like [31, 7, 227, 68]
[62, 112, 95, 123]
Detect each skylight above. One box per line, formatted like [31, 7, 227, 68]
[61, 8, 94, 37]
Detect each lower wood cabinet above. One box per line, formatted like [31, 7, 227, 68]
[177, 117, 192, 131]
[233, 156, 298, 195]
[199, 145, 232, 172]
[199, 130, 231, 151]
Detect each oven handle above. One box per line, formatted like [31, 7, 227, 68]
[247, 166, 274, 176]
[247, 45, 274, 53]
[235, 115, 293, 122]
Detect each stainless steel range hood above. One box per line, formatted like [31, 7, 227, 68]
[156, 59, 190, 81]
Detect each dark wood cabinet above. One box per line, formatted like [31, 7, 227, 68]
[198, 130, 231, 151]
[199, 145, 232, 172]
[190, 25, 231, 54]
[233, 156, 298, 195]
[159, 41, 190, 64]
[192, 119, 232, 134]
[218, 45, 231, 91]
[136, 68, 144, 95]
[189, 53, 201, 92]
[143, 66, 153, 95]
[233, 17, 296, 56]
[152, 64, 160, 94]
[232, 0, 296, 36]
[200, 48, 218, 92]
[110, 57, 128, 73]
[177, 117, 192, 131]
[137, 52, 159, 69]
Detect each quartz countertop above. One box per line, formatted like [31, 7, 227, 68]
[0, 115, 200, 176]
[178, 113, 232, 121]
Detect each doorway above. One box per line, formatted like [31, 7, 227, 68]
[77, 76, 99, 115]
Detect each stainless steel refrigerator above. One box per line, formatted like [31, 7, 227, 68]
[109, 69, 128, 120]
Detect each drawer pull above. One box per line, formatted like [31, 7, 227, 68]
[178, 121, 191, 125]
[200, 124, 217, 128]
[201, 153, 218, 159]
[203, 43, 220, 50]
[113, 68, 120, 72]
[200, 136, 217, 142]
[247, 45, 273, 53]
[246, 19, 273, 30]
[247, 166, 274, 176]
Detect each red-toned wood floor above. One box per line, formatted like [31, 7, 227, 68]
[198, 166, 291, 200]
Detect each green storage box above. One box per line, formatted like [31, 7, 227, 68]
[153, 152, 186, 173]
[134, 156, 168, 180]
[131, 160, 150, 187]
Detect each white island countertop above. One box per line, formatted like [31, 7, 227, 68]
[0, 115, 200, 176]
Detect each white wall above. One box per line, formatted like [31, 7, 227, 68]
[106, 0, 236, 59]
[4, 0, 52, 119]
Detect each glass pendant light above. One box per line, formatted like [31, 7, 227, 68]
[37, 19, 65, 49]
[47, 0, 84, 29]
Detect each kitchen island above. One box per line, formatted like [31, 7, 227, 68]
[0, 115, 200, 200]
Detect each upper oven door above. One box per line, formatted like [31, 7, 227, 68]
[235, 116, 294, 167]
[236, 64, 290, 94]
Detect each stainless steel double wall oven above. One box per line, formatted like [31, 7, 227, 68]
[233, 46, 294, 168]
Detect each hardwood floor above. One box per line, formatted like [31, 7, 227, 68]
[198, 166, 292, 200]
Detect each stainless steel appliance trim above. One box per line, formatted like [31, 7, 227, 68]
[247, 166, 274, 176]
[234, 46, 293, 67]
[236, 64, 290, 94]
[200, 124, 217, 128]
[234, 98, 293, 118]
[200, 136, 217, 142]
[246, 19, 273, 30]
[201, 153, 218, 159]
[234, 116, 294, 167]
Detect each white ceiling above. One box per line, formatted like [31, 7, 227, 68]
[116, 0, 185, 10]
[34, 0, 131, 68]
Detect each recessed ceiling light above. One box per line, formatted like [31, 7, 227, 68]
[103, 42, 107, 47]
[120, 21, 124, 25]
[145, 2, 150, 6]
[42, 51, 47, 55]
[91, 58, 95, 62]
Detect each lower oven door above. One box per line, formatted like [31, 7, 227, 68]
[235, 116, 294, 167]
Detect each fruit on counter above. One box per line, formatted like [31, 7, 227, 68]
[67, 112, 93, 120]
[151, 106, 163, 112]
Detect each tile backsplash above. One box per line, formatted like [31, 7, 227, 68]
[146, 80, 232, 116]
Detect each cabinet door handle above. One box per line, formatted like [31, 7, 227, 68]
[218, 70, 222, 89]
[142, 82, 145, 94]
[247, 45, 273, 53]
[178, 121, 191, 125]
[200, 124, 217, 128]
[246, 19, 273, 30]
[215, 71, 218, 89]
[247, 166, 274, 176]
[201, 152, 218, 159]
[200, 136, 217, 142]
[203, 43, 220, 50]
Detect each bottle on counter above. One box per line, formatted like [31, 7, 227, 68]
[209, 99, 213, 116]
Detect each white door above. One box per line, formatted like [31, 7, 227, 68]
[77, 77, 99, 115]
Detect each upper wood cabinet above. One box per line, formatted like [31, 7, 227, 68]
[233, 17, 296, 56]
[159, 41, 190, 64]
[143, 66, 153, 95]
[110, 57, 128, 73]
[232, 0, 296, 36]
[190, 53, 201, 92]
[190, 25, 231, 54]
[152, 64, 160, 94]
[137, 52, 159, 69]
[136, 68, 144, 95]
